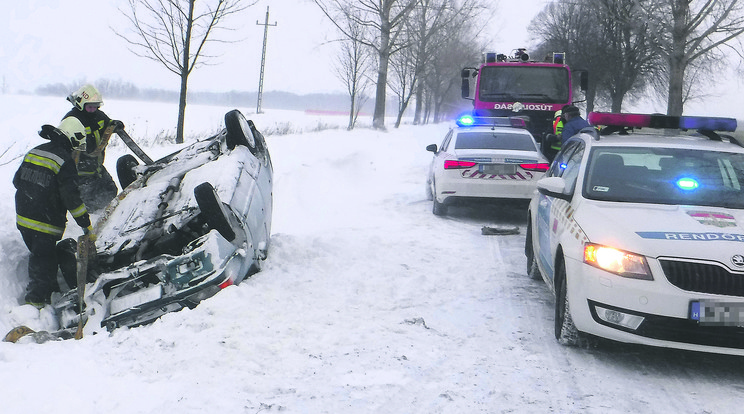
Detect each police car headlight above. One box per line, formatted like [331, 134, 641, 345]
[584, 243, 653, 280]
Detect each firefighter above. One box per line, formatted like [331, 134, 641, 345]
[63, 84, 123, 211]
[544, 109, 564, 161]
[14, 117, 94, 307]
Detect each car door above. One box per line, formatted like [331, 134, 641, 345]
[430, 129, 454, 186]
[535, 140, 585, 284]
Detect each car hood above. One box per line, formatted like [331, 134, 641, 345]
[575, 200, 744, 263]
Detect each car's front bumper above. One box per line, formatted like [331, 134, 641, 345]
[56, 230, 255, 334]
[564, 255, 744, 356]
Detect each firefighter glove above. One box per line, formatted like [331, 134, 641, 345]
[84, 225, 97, 242]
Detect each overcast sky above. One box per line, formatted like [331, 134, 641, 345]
[3, 0, 741, 117]
[2, 0, 545, 95]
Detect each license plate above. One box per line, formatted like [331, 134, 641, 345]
[690, 300, 744, 326]
[480, 164, 517, 175]
[110, 285, 163, 315]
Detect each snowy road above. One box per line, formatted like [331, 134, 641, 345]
[1, 98, 743, 413]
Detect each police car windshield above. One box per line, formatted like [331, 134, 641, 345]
[584, 147, 744, 209]
[455, 131, 537, 152]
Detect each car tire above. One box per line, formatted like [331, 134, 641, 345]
[555, 259, 582, 345]
[194, 182, 236, 242]
[224, 109, 257, 152]
[431, 180, 447, 216]
[525, 221, 541, 280]
[432, 198, 448, 216]
[116, 154, 139, 189]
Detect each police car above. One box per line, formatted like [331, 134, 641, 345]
[426, 115, 549, 215]
[525, 112, 744, 355]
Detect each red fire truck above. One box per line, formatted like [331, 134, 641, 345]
[461, 48, 588, 145]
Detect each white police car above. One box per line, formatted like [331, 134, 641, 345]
[525, 112, 744, 355]
[426, 115, 549, 215]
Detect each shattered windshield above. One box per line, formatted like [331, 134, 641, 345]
[477, 66, 570, 103]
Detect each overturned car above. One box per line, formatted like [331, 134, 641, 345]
[52, 109, 273, 334]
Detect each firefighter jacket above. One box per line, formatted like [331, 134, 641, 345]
[14, 125, 91, 239]
[551, 110, 563, 151]
[63, 107, 112, 178]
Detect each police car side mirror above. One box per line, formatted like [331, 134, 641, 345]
[426, 144, 438, 153]
[537, 176, 571, 201]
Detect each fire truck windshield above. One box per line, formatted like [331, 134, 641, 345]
[477, 66, 570, 104]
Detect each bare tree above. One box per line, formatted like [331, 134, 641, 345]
[314, 0, 418, 130]
[642, 0, 744, 115]
[116, 0, 254, 143]
[388, 42, 417, 127]
[529, 0, 604, 112]
[424, 23, 483, 122]
[333, 12, 375, 130]
[590, 0, 663, 112]
[409, 0, 489, 124]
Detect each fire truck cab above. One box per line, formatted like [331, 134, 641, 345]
[461, 48, 588, 151]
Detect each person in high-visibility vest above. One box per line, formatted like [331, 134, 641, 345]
[13, 118, 94, 307]
[64, 84, 123, 211]
[543, 109, 564, 162]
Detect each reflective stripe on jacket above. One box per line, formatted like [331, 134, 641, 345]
[14, 128, 91, 239]
[63, 108, 112, 176]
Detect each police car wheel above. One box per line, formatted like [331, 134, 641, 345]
[525, 222, 541, 280]
[425, 179, 434, 201]
[555, 260, 581, 345]
[194, 182, 236, 242]
[432, 198, 447, 216]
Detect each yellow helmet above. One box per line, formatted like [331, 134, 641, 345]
[58, 117, 88, 151]
[67, 84, 103, 112]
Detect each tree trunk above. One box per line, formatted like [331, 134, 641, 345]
[373, 48, 390, 130]
[666, 0, 689, 116]
[177, 0, 196, 144]
[347, 85, 357, 130]
[372, 7, 392, 131]
[413, 82, 424, 124]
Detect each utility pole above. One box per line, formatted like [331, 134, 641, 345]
[256, 6, 277, 114]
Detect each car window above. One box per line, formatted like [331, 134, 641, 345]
[560, 144, 585, 194]
[440, 130, 454, 151]
[584, 146, 744, 208]
[547, 140, 580, 178]
[454, 131, 537, 151]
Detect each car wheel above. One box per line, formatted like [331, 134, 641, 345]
[224, 109, 257, 152]
[431, 179, 447, 216]
[555, 259, 581, 345]
[194, 182, 236, 242]
[432, 198, 448, 216]
[425, 178, 434, 201]
[116, 154, 139, 189]
[525, 221, 541, 280]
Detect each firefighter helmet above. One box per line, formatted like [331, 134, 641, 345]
[67, 84, 103, 112]
[58, 117, 88, 151]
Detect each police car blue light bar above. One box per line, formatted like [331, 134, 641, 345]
[456, 115, 527, 128]
[588, 112, 738, 132]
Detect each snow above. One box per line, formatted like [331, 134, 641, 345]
[1, 95, 743, 413]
